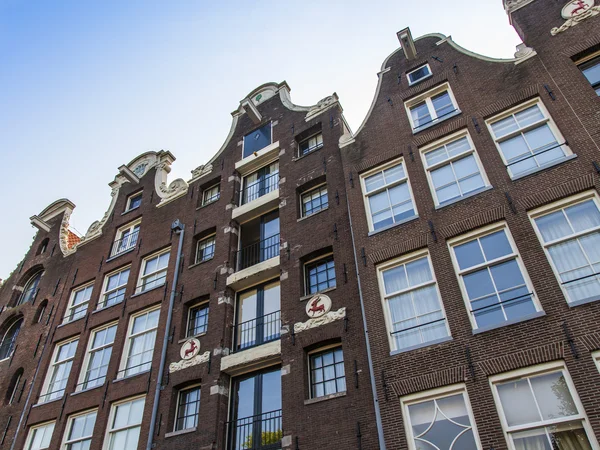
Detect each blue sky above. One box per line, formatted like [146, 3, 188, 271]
[0, 0, 521, 279]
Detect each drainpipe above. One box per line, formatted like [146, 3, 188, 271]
[345, 196, 387, 450]
[146, 220, 185, 450]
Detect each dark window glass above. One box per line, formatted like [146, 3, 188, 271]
[301, 185, 328, 217]
[196, 236, 215, 263]
[408, 65, 431, 84]
[243, 123, 271, 158]
[0, 318, 23, 360]
[299, 133, 323, 156]
[306, 256, 336, 295]
[581, 57, 600, 96]
[127, 193, 142, 211]
[310, 347, 346, 398]
[187, 304, 209, 336]
[176, 387, 201, 431]
[18, 272, 42, 305]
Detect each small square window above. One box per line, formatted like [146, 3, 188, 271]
[301, 185, 328, 217]
[136, 249, 170, 293]
[98, 266, 130, 309]
[579, 55, 600, 96]
[202, 185, 220, 206]
[305, 255, 336, 295]
[299, 132, 323, 156]
[125, 192, 142, 212]
[243, 122, 272, 158]
[407, 64, 432, 85]
[187, 303, 209, 337]
[61, 410, 97, 449]
[175, 386, 201, 431]
[309, 346, 346, 398]
[405, 83, 459, 132]
[195, 235, 215, 264]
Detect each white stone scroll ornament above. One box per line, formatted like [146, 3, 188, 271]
[294, 307, 346, 334]
[551, 0, 600, 35]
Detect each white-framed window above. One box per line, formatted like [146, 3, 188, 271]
[175, 385, 201, 431]
[404, 83, 459, 132]
[136, 249, 170, 293]
[125, 192, 142, 212]
[304, 254, 336, 295]
[0, 317, 24, 360]
[299, 132, 323, 156]
[111, 220, 141, 257]
[24, 421, 55, 450]
[187, 302, 209, 337]
[486, 99, 571, 179]
[377, 250, 450, 352]
[98, 266, 130, 309]
[18, 271, 43, 305]
[64, 282, 93, 323]
[420, 130, 490, 206]
[195, 235, 215, 264]
[490, 361, 598, 450]
[77, 322, 118, 391]
[407, 64, 432, 86]
[61, 409, 97, 450]
[448, 223, 541, 331]
[529, 191, 600, 307]
[39, 338, 78, 403]
[579, 52, 600, 96]
[309, 345, 346, 398]
[104, 396, 145, 450]
[360, 159, 417, 232]
[401, 384, 482, 450]
[301, 184, 329, 217]
[241, 161, 279, 205]
[201, 184, 220, 206]
[118, 307, 159, 378]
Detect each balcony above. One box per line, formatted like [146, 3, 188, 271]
[227, 409, 282, 450]
[234, 310, 281, 352]
[110, 228, 139, 258]
[232, 172, 279, 222]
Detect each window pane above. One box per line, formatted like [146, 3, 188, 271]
[536, 210, 572, 242]
[530, 372, 578, 420]
[565, 200, 600, 232]
[411, 102, 431, 128]
[582, 60, 600, 87]
[365, 172, 385, 193]
[243, 123, 271, 158]
[479, 230, 512, 261]
[492, 115, 519, 139]
[497, 379, 540, 426]
[454, 240, 484, 270]
[408, 65, 430, 83]
[431, 92, 454, 118]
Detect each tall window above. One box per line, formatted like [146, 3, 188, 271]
[361, 160, 417, 232]
[77, 323, 117, 391]
[40, 338, 78, 403]
[309, 346, 346, 398]
[105, 396, 145, 450]
[125, 192, 142, 212]
[201, 184, 220, 206]
[175, 386, 201, 431]
[187, 303, 209, 337]
[378, 252, 449, 351]
[421, 131, 489, 206]
[407, 64, 432, 86]
[243, 122, 272, 158]
[405, 83, 459, 132]
[195, 235, 215, 264]
[449, 224, 540, 330]
[486, 100, 570, 178]
[111, 221, 140, 257]
[119, 308, 159, 378]
[299, 132, 323, 156]
[579, 55, 600, 95]
[236, 281, 280, 351]
[241, 161, 279, 205]
[301, 185, 328, 217]
[401, 385, 481, 450]
[18, 271, 43, 305]
[305, 255, 336, 295]
[24, 422, 55, 450]
[530, 193, 600, 306]
[490, 362, 597, 450]
[64, 283, 93, 323]
[62, 410, 96, 450]
[99, 267, 129, 309]
[8, 370, 23, 405]
[0, 317, 23, 360]
[137, 249, 170, 293]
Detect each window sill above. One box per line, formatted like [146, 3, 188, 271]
[412, 110, 462, 134]
[165, 427, 197, 439]
[434, 186, 493, 210]
[568, 296, 600, 308]
[71, 385, 103, 396]
[297, 207, 329, 223]
[130, 283, 165, 299]
[510, 154, 577, 181]
[178, 332, 207, 344]
[389, 335, 453, 356]
[188, 257, 214, 270]
[93, 301, 124, 314]
[34, 397, 64, 408]
[105, 247, 136, 263]
[121, 206, 140, 216]
[472, 311, 545, 335]
[304, 391, 346, 405]
[196, 198, 220, 211]
[293, 144, 324, 162]
[368, 215, 419, 236]
[113, 369, 150, 383]
[299, 287, 337, 302]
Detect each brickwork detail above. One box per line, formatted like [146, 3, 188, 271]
[390, 366, 468, 397]
[369, 233, 428, 265]
[477, 342, 564, 376]
[413, 116, 470, 147]
[517, 174, 596, 210]
[399, 71, 453, 101]
[477, 84, 543, 118]
[578, 332, 600, 352]
[354, 150, 402, 174]
[438, 206, 506, 239]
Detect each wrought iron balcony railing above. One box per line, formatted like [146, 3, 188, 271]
[241, 173, 279, 205]
[234, 234, 280, 271]
[110, 229, 139, 257]
[233, 310, 281, 352]
[227, 409, 282, 450]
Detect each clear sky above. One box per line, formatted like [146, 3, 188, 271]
[0, 0, 521, 279]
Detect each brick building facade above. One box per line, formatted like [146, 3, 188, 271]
[1, 1, 599, 449]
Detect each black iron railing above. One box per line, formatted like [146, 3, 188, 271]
[111, 229, 139, 256]
[227, 409, 282, 450]
[75, 374, 107, 392]
[235, 234, 280, 271]
[234, 310, 281, 352]
[390, 317, 446, 338]
[505, 142, 567, 169]
[241, 173, 279, 205]
[471, 292, 534, 314]
[116, 361, 151, 379]
[63, 304, 89, 323]
[97, 291, 126, 310]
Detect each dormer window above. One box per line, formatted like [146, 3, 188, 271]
[407, 64, 432, 86]
[404, 83, 460, 133]
[125, 192, 142, 212]
[243, 122, 272, 159]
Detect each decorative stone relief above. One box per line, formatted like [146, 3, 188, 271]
[504, 0, 535, 13]
[513, 43, 537, 62]
[294, 307, 346, 334]
[154, 151, 189, 207]
[305, 294, 332, 319]
[305, 94, 339, 122]
[190, 163, 213, 181]
[169, 350, 210, 373]
[59, 209, 78, 256]
[551, 2, 600, 35]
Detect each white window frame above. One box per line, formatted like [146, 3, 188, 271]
[195, 234, 216, 264]
[401, 383, 483, 450]
[406, 63, 432, 86]
[593, 350, 600, 373]
[304, 253, 336, 296]
[485, 98, 571, 179]
[489, 361, 599, 450]
[404, 82, 460, 132]
[111, 219, 141, 257]
[77, 321, 118, 391]
[136, 248, 170, 294]
[60, 409, 97, 450]
[360, 158, 418, 233]
[300, 183, 329, 218]
[117, 306, 160, 379]
[39, 337, 79, 403]
[447, 222, 542, 330]
[174, 383, 202, 431]
[298, 131, 324, 156]
[125, 191, 142, 212]
[63, 281, 94, 324]
[239, 160, 279, 206]
[103, 395, 145, 450]
[529, 190, 600, 307]
[201, 184, 220, 206]
[186, 301, 209, 337]
[420, 130, 490, 207]
[308, 344, 346, 399]
[98, 266, 130, 310]
[24, 421, 55, 450]
[577, 50, 600, 95]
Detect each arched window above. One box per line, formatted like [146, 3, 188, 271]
[33, 300, 48, 324]
[6, 368, 24, 405]
[0, 318, 24, 360]
[17, 271, 43, 305]
[37, 238, 50, 256]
